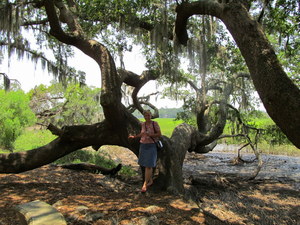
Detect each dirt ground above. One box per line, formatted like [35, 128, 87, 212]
[0, 147, 299, 225]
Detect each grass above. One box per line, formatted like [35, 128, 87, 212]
[258, 142, 300, 157]
[14, 129, 56, 151]
[148, 118, 183, 137]
[0, 128, 56, 153]
[218, 141, 300, 157]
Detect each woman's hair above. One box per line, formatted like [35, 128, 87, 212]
[143, 110, 151, 115]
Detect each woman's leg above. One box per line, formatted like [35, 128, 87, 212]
[146, 167, 153, 186]
[142, 167, 153, 191]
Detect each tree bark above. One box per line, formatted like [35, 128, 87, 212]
[0, 122, 127, 173]
[154, 123, 214, 193]
[175, 0, 300, 149]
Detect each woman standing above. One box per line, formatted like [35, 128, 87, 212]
[129, 110, 162, 192]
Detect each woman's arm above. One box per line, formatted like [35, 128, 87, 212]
[151, 121, 161, 138]
[128, 122, 145, 139]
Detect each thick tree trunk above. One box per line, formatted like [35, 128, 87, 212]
[175, 0, 300, 148]
[220, 3, 300, 149]
[155, 123, 210, 193]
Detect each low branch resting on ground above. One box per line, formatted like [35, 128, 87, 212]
[61, 163, 122, 176]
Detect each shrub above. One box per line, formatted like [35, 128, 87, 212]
[0, 90, 36, 150]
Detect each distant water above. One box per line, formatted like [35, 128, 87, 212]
[183, 144, 300, 184]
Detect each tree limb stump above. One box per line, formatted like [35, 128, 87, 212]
[14, 200, 67, 225]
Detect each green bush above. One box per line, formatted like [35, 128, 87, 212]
[0, 90, 36, 150]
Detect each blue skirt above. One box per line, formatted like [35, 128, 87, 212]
[138, 143, 157, 168]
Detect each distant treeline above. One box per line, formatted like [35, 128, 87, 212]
[133, 108, 183, 118]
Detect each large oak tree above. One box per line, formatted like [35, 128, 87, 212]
[0, 0, 299, 193]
